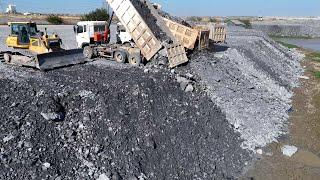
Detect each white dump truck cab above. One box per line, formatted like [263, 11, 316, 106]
[74, 21, 107, 48]
[117, 23, 133, 44]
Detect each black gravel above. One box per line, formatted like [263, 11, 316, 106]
[130, 0, 172, 42]
[0, 62, 250, 180]
[158, 10, 191, 27]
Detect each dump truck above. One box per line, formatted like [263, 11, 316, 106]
[106, 0, 189, 68]
[75, 14, 142, 66]
[0, 22, 85, 70]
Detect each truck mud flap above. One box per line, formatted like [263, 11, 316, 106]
[166, 44, 188, 68]
[37, 49, 86, 71]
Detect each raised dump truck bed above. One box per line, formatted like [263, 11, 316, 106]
[209, 24, 227, 43]
[163, 17, 198, 50]
[106, 0, 188, 67]
[106, 0, 162, 60]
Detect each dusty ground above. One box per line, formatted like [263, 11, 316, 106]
[242, 50, 320, 180]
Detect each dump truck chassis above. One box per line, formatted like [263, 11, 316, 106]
[83, 44, 142, 66]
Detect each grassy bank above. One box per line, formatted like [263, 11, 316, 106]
[270, 35, 313, 39]
[274, 38, 320, 79]
[306, 51, 320, 62]
[275, 41, 299, 49]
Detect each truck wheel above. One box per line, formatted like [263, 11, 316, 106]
[128, 56, 141, 66]
[114, 51, 127, 63]
[83, 46, 94, 59]
[3, 53, 11, 63]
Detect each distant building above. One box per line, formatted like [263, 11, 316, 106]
[6, 4, 17, 14]
[23, 12, 31, 16]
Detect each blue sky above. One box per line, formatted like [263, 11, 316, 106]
[1, 0, 319, 16]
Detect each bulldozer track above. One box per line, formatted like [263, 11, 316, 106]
[0, 52, 4, 62]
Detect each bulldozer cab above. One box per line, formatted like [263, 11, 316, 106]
[8, 22, 38, 45]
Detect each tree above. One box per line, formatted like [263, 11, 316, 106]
[46, 15, 64, 25]
[81, 8, 109, 21]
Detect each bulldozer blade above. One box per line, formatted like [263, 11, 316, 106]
[0, 51, 6, 62]
[37, 49, 86, 71]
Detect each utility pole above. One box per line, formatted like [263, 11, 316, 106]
[102, 0, 110, 14]
[0, 0, 4, 13]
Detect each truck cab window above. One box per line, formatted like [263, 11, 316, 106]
[94, 25, 106, 32]
[77, 26, 84, 33]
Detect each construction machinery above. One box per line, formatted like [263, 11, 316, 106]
[75, 13, 142, 66]
[106, 0, 188, 68]
[1, 22, 85, 70]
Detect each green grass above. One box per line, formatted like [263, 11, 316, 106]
[275, 41, 300, 49]
[270, 35, 313, 39]
[306, 51, 320, 62]
[314, 71, 320, 79]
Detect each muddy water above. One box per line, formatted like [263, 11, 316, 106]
[277, 38, 320, 51]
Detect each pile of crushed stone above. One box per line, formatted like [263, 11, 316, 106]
[0, 61, 250, 180]
[184, 29, 303, 150]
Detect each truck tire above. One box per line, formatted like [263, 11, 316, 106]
[114, 51, 127, 63]
[83, 46, 94, 59]
[128, 56, 141, 66]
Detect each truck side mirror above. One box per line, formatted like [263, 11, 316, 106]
[73, 25, 77, 34]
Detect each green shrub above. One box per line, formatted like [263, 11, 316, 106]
[239, 19, 252, 29]
[46, 15, 64, 25]
[81, 8, 109, 21]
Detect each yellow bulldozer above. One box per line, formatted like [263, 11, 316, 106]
[1, 22, 85, 70]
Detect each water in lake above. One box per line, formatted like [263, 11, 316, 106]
[276, 38, 320, 52]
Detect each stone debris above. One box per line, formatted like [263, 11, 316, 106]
[0, 22, 303, 179]
[299, 76, 310, 80]
[97, 173, 110, 180]
[256, 149, 263, 155]
[281, 145, 298, 157]
[3, 134, 15, 143]
[188, 28, 303, 150]
[0, 61, 250, 179]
